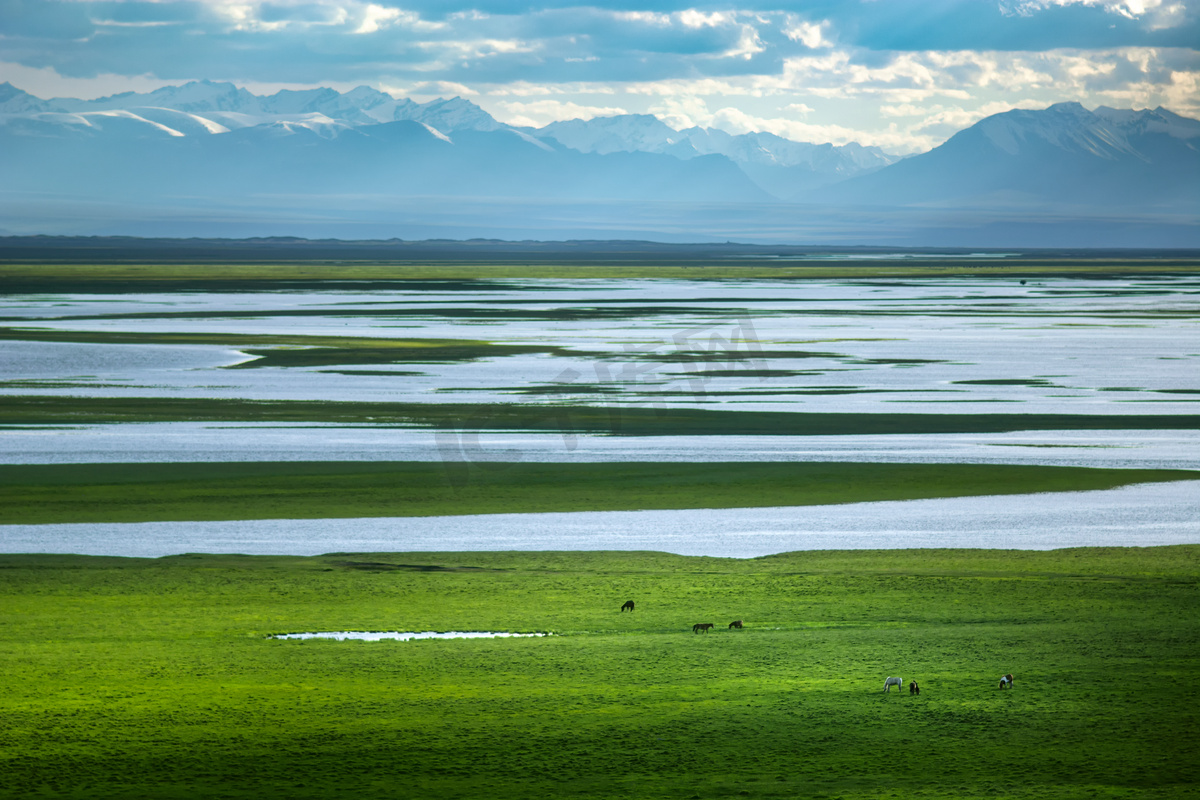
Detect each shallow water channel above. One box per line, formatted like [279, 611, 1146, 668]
[5, 480, 1198, 558]
[4, 275, 1199, 558]
[4, 276, 1199, 414]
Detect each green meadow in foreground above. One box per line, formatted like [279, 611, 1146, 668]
[1, 461, 1195, 524]
[1, 548, 1197, 799]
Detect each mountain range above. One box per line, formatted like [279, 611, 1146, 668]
[1, 80, 1196, 245]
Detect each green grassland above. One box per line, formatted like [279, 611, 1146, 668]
[6, 395, 1200, 435]
[1, 461, 1195, 524]
[4, 257, 1200, 292]
[1, 547, 1197, 799]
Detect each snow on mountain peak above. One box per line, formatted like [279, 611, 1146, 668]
[398, 96, 503, 133]
[971, 103, 1200, 162]
[0, 82, 50, 113]
[539, 114, 680, 155]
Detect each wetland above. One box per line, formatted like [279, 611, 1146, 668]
[3, 265, 1199, 548]
[2, 255, 1199, 799]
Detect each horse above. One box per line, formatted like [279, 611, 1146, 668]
[728, 620, 743, 629]
[999, 673, 1014, 689]
[883, 676, 903, 693]
[909, 681, 920, 695]
[693, 623, 714, 633]
[621, 600, 635, 612]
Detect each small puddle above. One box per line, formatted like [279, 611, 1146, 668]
[270, 631, 548, 641]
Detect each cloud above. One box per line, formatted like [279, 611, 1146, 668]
[0, 60, 177, 100]
[646, 94, 712, 128]
[492, 98, 629, 128]
[910, 99, 1047, 132]
[1003, 0, 1191, 29]
[783, 18, 831, 50]
[0, 1, 1195, 154]
[401, 80, 478, 97]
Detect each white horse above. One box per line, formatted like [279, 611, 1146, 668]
[883, 676, 903, 692]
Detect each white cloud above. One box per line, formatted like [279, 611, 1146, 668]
[880, 103, 933, 117]
[0, 61, 176, 100]
[354, 5, 400, 35]
[912, 100, 1045, 132]
[3, 0, 1195, 159]
[613, 9, 732, 29]
[438, 43, 1196, 151]
[678, 10, 731, 29]
[722, 24, 765, 61]
[647, 95, 712, 129]
[491, 99, 630, 127]
[612, 11, 672, 27]
[783, 19, 831, 49]
[1001, 0, 1190, 28]
[401, 80, 479, 98]
[486, 81, 618, 97]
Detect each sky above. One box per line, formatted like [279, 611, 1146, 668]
[2, 0, 1198, 153]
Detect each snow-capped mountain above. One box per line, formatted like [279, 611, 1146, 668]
[0, 82, 51, 114]
[537, 114, 684, 155]
[816, 102, 1200, 208]
[536, 113, 898, 195]
[2, 80, 506, 135]
[1, 81, 894, 197]
[0, 84, 771, 206]
[1, 82, 1196, 245]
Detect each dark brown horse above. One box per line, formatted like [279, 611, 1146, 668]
[693, 623, 714, 633]
[621, 600, 635, 612]
[728, 620, 743, 629]
[909, 681, 920, 695]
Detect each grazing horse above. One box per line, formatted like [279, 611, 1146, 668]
[728, 620, 743, 629]
[909, 681, 920, 695]
[693, 623, 714, 633]
[621, 600, 635, 612]
[999, 673, 1014, 689]
[883, 676, 903, 693]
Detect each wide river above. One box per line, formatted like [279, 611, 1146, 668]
[4, 480, 1198, 558]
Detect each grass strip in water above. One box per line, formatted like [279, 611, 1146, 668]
[4, 395, 1200, 435]
[0, 460, 1194, 524]
[4, 257, 1200, 291]
[2, 304, 766, 323]
[0, 328, 582, 367]
[1, 547, 1197, 799]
